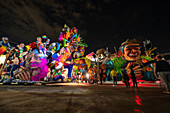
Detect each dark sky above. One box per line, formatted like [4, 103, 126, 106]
[0, 0, 170, 54]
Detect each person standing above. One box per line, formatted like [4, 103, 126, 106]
[100, 67, 103, 85]
[110, 69, 117, 86]
[142, 55, 170, 94]
[153, 56, 170, 94]
[122, 69, 130, 87]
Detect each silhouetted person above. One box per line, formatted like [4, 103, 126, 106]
[143, 56, 170, 94]
[122, 69, 130, 87]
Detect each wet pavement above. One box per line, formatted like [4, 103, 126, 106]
[0, 84, 170, 113]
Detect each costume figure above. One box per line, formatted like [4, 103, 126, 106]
[0, 37, 11, 55]
[7, 57, 20, 79]
[17, 43, 27, 54]
[57, 25, 87, 82]
[36, 35, 50, 57]
[142, 59, 155, 81]
[99, 64, 106, 84]
[106, 56, 114, 81]
[2, 57, 22, 83]
[64, 55, 74, 82]
[28, 36, 50, 81]
[119, 39, 143, 88]
[142, 40, 156, 81]
[30, 54, 48, 81]
[49, 45, 73, 81]
[87, 65, 97, 84]
[78, 59, 87, 82]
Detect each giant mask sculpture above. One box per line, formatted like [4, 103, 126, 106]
[119, 39, 141, 61]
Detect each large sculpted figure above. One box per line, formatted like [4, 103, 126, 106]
[119, 39, 143, 88]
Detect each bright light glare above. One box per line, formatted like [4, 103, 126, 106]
[0, 55, 6, 64]
[86, 73, 90, 78]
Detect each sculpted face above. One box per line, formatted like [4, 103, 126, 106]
[37, 37, 42, 42]
[123, 43, 141, 61]
[97, 54, 105, 61]
[20, 43, 25, 48]
[2, 38, 8, 43]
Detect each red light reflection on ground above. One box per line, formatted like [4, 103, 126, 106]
[134, 109, 140, 111]
[134, 89, 143, 112]
[138, 84, 159, 87]
[135, 95, 142, 106]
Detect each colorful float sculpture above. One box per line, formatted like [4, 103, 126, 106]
[118, 39, 155, 87]
[50, 24, 88, 82]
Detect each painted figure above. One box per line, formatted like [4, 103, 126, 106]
[0, 37, 11, 55]
[119, 39, 143, 88]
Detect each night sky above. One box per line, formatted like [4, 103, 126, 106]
[0, 0, 170, 54]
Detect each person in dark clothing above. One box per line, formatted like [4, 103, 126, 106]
[143, 56, 170, 93]
[124, 61, 139, 88]
[122, 69, 130, 87]
[100, 68, 104, 85]
[131, 69, 138, 88]
[154, 56, 170, 93]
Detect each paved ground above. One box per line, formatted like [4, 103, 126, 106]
[0, 83, 170, 113]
